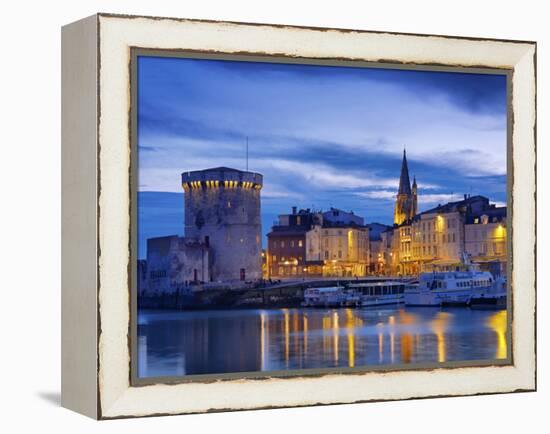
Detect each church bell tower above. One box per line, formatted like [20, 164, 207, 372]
[393, 149, 417, 225]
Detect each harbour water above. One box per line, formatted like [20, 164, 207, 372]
[137, 307, 508, 378]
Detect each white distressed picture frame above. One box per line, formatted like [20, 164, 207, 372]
[61, 13, 536, 419]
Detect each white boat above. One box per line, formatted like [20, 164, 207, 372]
[404, 270, 495, 307]
[346, 281, 405, 307]
[302, 286, 348, 307]
[469, 276, 507, 309]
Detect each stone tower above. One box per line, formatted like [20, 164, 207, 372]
[393, 150, 417, 225]
[182, 167, 263, 282]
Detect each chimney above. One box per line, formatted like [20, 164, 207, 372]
[292, 206, 297, 215]
[464, 194, 467, 200]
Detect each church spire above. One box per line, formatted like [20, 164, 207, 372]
[394, 149, 415, 225]
[398, 148, 412, 195]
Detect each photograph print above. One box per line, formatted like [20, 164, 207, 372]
[133, 52, 510, 380]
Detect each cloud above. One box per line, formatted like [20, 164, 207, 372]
[261, 185, 305, 199]
[355, 190, 397, 200]
[138, 145, 159, 152]
[355, 190, 467, 206]
[418, 193, 467, 204]
[267, 159, 398, 190]
[136, 56, 507, 228]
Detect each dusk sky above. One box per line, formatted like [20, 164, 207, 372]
[137, 55, 507, 257]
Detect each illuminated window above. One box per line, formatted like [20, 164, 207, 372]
[298, 240, 303, 247]
[290, 240, 294, 248]
[272, 255, 276, 262]
[281, 241, 285, 248]
[227, 201, 231, 208]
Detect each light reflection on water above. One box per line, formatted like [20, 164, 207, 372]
[137, 307, 508, 378]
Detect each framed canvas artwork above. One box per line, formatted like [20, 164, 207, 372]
[61, 13, 536, 419]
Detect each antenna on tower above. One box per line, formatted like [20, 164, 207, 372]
[246, 136, 249, 171]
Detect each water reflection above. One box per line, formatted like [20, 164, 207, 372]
[138, 307, 509, 378]
[431, 312, 451, 363]
[487, 310, 507, 359]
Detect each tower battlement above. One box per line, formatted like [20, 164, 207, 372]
[182, 167, 263, 191]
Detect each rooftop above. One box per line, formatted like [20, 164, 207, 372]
[417, 195, 489, 217]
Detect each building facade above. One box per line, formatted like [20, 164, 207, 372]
[464, 207, 507, 276]
[267, 208, 322, 278]
[382, 194, 507, 276]
[267, 207, 370, 278]
[319, 225, 369, 276]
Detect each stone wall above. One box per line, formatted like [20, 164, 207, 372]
[144, 235, 209, 296]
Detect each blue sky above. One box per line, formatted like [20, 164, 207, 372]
[137, 55, 507, 257]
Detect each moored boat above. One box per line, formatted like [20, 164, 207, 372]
[302, 286, 348, 307]
[469, 276, 507, 309]
[404, 270, 495, 307]
[347, 281, 405, 307]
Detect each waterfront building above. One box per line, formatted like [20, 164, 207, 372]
[318, 225, 369, 277]
[385, 193, 507, 276]
[366, 223, 391, 273]
[380, 226, 400, 275]
[182, 167, 263, 282]
[267, 208, 323, 278]
[267, 207, 370, 278]
[381, 151, 507, 276]
[465, 206, 507, 276]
